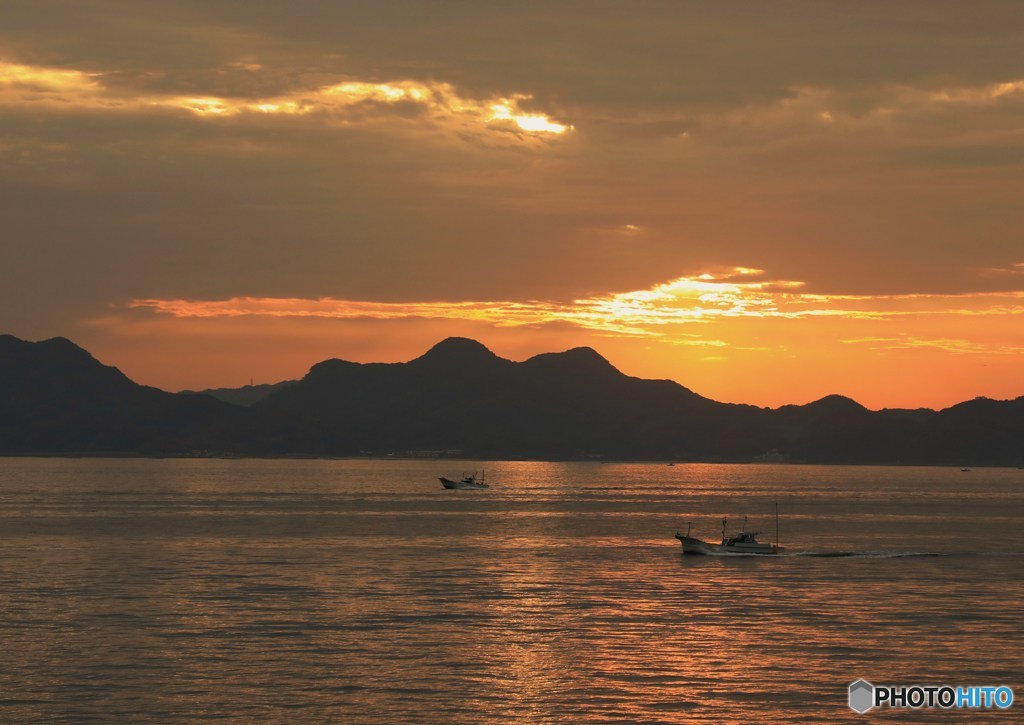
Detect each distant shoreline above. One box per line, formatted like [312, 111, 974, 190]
[1, 452, 1019, 469]
[4, 334, 1022, 468]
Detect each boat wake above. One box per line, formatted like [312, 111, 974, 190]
[692, 550, 950, 558]
[788, 551, 949, 558]
[694, 550, 782, 557]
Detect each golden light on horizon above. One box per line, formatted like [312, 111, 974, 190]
[108, 260, 1024, 410]
[123, 268, 1024, 329]
[89, 282, 1024, 411]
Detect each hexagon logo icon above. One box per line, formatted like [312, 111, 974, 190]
[849, 680, 874, 713]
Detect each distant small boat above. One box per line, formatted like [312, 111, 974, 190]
[676, 508, 783, 555]
[960, 468, 971, 472]
[439, 471, 490, 490]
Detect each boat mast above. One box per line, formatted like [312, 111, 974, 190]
[775, 501, 780, 550]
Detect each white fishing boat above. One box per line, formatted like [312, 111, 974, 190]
[676, 507, 783, 555]
[439, 471, 489, 490]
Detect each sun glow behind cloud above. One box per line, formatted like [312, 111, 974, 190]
[488, 100, 570, 133]
[126, 267, 1024, 339]
[9, 57, 1024, 146]
[5, 5, 1022, 413]
[104, 267, 1024, 408]
[0, 59, 570, 138]
[0, 61, 102, 94]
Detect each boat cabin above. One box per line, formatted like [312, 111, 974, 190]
[723, 531, 762, 546]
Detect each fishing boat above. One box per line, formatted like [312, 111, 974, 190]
[676, 507, 783, 555]
[439, 471, 489, 490]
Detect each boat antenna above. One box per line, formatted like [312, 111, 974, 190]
[775, 501, 780, 550]
[721, 517, 727, 541]
[686, 522, 692, 538]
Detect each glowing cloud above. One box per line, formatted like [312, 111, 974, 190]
[984, 262, 1024, 277]
[841, 336, 1024, 355]
[0, 61, 102, 94]
[125, 268, 1024, 341]
[0, 59, 571, 139]
[927, 79, 1024, 105]
[488, 100, 569, 134]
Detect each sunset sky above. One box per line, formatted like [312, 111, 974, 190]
[2, 1, 1022, 409]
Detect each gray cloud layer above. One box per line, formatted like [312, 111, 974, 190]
[2, 1, 1023, 337]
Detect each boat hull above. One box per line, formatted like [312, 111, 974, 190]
[440, 477, 489, 490]
[675, 534, 782, 555]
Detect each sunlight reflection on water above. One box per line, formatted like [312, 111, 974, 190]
[0, 459, 1021, 722]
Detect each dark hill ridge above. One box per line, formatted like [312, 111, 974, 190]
[0, 335, 246, 453]
[412, 336, 505, 366]
[0, 334, 1022, 464]
[255, 337, 722, 458]
[524, 346, 622, 374]
[180, 379, 297, 407]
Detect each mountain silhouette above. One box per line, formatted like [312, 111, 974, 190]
[1, 334, 1022, 464]
[255, 337, 724, 457]
[180, 379, 297, 406]
[412, 336, 506, 367]
[0, 334, 244, 454]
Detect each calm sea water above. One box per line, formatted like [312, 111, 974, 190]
[0, 458, 1022, 723]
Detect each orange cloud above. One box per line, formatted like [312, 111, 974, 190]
[126, 268, 1024, 338]
[76, 268, 1024, 409]
[983, 262, 1024, 277]
[840, 335, 1024, 355]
